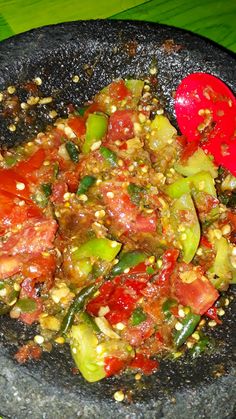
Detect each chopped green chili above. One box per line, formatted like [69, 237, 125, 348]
[72, 238, 121, 263]
[100, 146, 118, 167]
[127, 183, 145, 205]
[162, 298, 178, 320]
[131, 307, 147, 326]
[77, 175, 96, 195]
[65, 141, 79, 163]
[174, 311, 201, 348]
[60, 284, 98, 336]
[16, 298, 37, 313]
[110, 251, 146, 277]
[41, 183, 52, 198]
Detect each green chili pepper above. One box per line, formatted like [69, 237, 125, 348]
[110, 251, 146, 277]
[83, 113, 108, 154]
[174, 312, 201, 348]
[76, 106, 89, 116]
[76, 175, 96, 195]
[190, 336, 210, 358]
[53, 162, 59, 178]
[100, 146, 118, 167]
[162, 298, 177, 320]
[72, 238, 122, 263]
[131, 307, 147, 326]
[16, 298, 37, 313]
[80, 312, 100, 332]
[41, 183, 52, 198]
[60, 284, 98, 336]
[65, 141, 79, 162]
[127, 183, 145, 205]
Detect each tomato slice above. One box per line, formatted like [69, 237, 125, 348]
[175, 72, 236, 174]
[15, 149, 46, 180]
[67, 116, 86, 137]
[0, 190, 42, 233]
[107, 110, 138, 142]
[0, 219, 57, 255]
[0, 168, 30, 200]
[0, 255, 22, 279]
[172, 264, 219, 315]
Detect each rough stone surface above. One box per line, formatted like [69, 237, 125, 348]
[0, 20, 235, 418]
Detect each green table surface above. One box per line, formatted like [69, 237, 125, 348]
[0, 0, 235, 52]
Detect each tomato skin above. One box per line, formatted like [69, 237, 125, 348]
[51, 181, 68, 204]
[0, 168, 30, 200]
[135, 213, 157, 233]
[109, 80, 131, 101]
[104, 356, 126, 377]
[0, 255, 22, 279]
[102, 183, 156, 234]
[107, 110, 138, 142]
[15, 149, 46, 181]
[129, 354, 158, 375]
[0, 219, 57, 255]
[172, 264, 219, 315]
[22, 254, 56, 279]
[67, 116, 86, 137]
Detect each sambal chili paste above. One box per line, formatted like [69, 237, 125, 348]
[0, 78, 235, 382]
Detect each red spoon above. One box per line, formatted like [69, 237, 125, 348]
[175, 72, 236, 175]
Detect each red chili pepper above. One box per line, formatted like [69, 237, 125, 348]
[129, 353, 158, 375]
[205, 306, 222, 324]
[104, 356, 126, 377]
[200, 236, 213, 249]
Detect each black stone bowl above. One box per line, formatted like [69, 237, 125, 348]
[0, 20, 235, 419]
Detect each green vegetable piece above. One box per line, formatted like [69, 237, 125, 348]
[76, 175, 96, 195]
[175, 147, 218, 178]
[174, 311, 201, 348]
[72, 238, 122, 263]
[53, 162, 59, 178]
[110, 251, 146, 277]
[41, 183, 52, 198]
[65, 141, 79, 163]
[70, 323, 106, 382]
[80, 312, 100, 332]
[209, 237, 234, 288]
[76, 106, 89, 116]
[171, 194, 200, 263]
[83, 113, 108, 154]
[4, 155, 18, 167]
[125, 79, 144, 103]
[162, 298, 177, 320]
[190, 336, 210, 358]
[16, 298, 37, 313]
[74, 259, 93, 278]
[131, 307, 147, 326]
[149, 115, 177, 151]
[127, 183, 145, 205]
[60, 284, 98, 336]
[100, 146, 118, 167]
[166, 171, 217, 199]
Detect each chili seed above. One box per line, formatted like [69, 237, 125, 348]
[114, 390, 125, 402]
